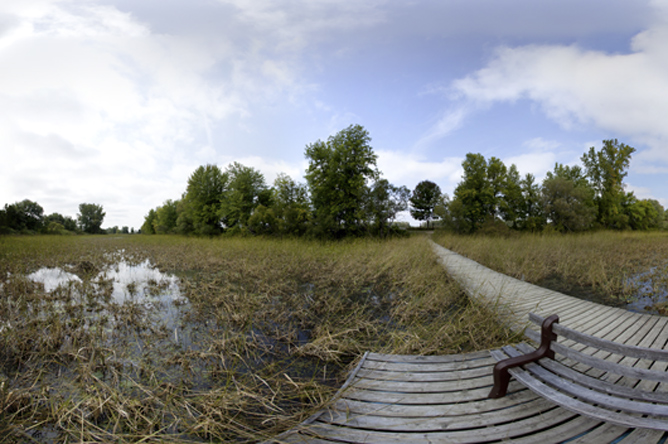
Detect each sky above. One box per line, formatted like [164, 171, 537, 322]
[2, 0, 667, 229]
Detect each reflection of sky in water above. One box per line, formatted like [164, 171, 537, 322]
[103, 260, 180, 302]
[28, 268, 82, 292]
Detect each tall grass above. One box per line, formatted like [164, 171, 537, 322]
[433, 230, 668, 306]
[0, 234, 515, 443]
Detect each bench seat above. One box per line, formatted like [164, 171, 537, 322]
[490, 313, 668, 431]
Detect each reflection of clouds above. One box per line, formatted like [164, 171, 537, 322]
[27, 260, 181, 304]
[28, 267, 81, 292]
[101, 260, 180, 303]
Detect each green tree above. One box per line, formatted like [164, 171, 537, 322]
[541, 164, 596, 232]
[45, 213, 77, 232]
[449, 154, 507, 233]
[220, 162, 270, 231]
[77, 203, 105, 234]
[178, 164, 228, 235]
[409, 180, 441, 229]
[153, 199, 179, 234]
[305, 124, 378, 238]
[581, 139, 636, 229]
[271, 173, 310, 236]
[141, 209, 157, 234]
[519, 173, 545, 231]
[367, 179, 410, 236]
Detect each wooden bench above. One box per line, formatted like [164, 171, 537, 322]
[489, 312, 668, 431]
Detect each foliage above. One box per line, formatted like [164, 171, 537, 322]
[541, 164, 597, 232]
[1, 199, 44, 233]
[581, 139, 636, 229]
[305, 124, 378, 238]
[153, 199, 179, 234]
[220, 162, 271, 231]
[367, 179, 410, 236]
[178, 164, 228, 235]
[271, 173, 311, 236]
[409, 180, 442, 229]
[77, 203, 105, 234]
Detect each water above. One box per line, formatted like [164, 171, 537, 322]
[626, 266, 668, 314]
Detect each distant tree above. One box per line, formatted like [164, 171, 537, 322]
[220, 162, 271, 231]
[448, 154, 504, 233]
[625, 197, 664, 230]
[46, 213, 77, 232]
[271, 173, 310, 236]
[78, 203, 105, 234]
[581, 139, 636, 229]
[153, 199, 179, 234]
[366, 179, 410, 236]
[520, 173, 545, 231]
[409, 180, 442, 229]
[121, 226, 129, 234]
[178, 164, 228, 235]
[305, 124, 378, 238]
[498, 164, 524, 228]
[141, 209, 157, 234]
[2, 200, 45, 232]
[541, 164, 596, 232]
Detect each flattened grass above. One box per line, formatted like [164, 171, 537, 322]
[433, 230, 668, 307]
[0, 234, 514, 442]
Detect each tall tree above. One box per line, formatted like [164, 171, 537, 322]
[220, 162, 271, 231]
[581, 139, 636, 229]
[367, 179, 410, 236]
[270, 173, 310, 236]
[153, 199, 179, 234]
[305, 124, 378, 238]
[178, 164, 228, 235]
[78, 203, 105, 234]
[541, 164, 596, 232]
[1, 200, 45, 232]
[409, 180, 441, 229]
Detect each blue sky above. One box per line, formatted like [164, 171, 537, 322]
[2, 0, 666, 228]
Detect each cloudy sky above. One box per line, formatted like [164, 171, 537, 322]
[2, 0, 667, 229]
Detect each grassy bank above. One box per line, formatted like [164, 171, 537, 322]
[0, 234, 514, 443]
[432, 230, 668, 308]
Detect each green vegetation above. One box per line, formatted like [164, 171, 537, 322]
[433, 230, 668, 309]
[0, 235, 515, 442]
[442, 139, 666, 233]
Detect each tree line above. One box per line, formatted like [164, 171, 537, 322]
[439, 139, 666, 233]
[142, 125, 417, 238]
[0, 202, 111, 235]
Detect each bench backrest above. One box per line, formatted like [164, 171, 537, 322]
[526, 313, 668, 384]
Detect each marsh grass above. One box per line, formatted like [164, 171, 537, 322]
[433, 230, 668, 308]
[0, 234, 515, 443]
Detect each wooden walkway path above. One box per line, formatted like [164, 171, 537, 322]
[266, 242, 668, 443]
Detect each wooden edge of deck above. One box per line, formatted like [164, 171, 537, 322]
[261, 351, 370, 443]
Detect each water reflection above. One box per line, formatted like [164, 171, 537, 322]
[28, 268, 82, 292]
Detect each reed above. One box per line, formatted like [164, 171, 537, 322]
[0, 234, 515, 442]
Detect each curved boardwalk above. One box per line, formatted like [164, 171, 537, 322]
[266, 242, 668, 443]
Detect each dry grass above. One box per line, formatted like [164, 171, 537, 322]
[432, 230, 668, 307]
[0, 234, 515, 443]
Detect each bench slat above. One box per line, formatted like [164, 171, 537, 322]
[490, 349, 668, 431]
[530, 313, 668, 361]
[525, 328, 668, 383]
[502, 345, 668, 417]
[515, 342, 668, 404]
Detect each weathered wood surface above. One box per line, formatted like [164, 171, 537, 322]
[263, 243, 668, 443]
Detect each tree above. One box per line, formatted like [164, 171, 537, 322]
[178, 164, 228, 235]
[367, 179, 410, 236]
[1, 200, 45, 232]
[219, 162, 271, 231]
[305, 124, 378, 238]
[581, 139, 636, 229]
[153, 199, 179, 234]
[449, 154, 505, 233]
[141, 209, 157, 234]
[271, 173, 310, 236]
[78, 203, 105, 234]
[541, 164, 596, 232]
[519, 174, 545, 231]
[409, 180, 441, 229]
[45, 213, 77, 232]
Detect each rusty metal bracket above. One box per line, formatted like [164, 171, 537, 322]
[488, 314, 559, 398]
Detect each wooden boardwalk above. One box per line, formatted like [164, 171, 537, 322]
[266, 242, 668, 443]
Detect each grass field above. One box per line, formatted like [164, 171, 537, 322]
[0, 234, 515, 443]
[433, 230, 668, 311]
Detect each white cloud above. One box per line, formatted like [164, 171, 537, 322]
[447, 2, 668, 174]
[376, 150, 463, 192]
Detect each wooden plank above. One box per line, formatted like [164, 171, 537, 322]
[366, 350, 491, 363]
[351, 374, 494, 393]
